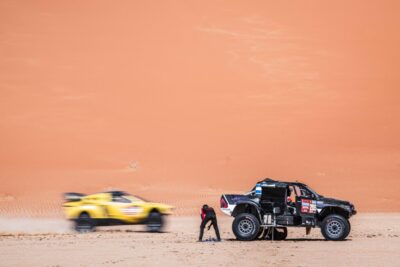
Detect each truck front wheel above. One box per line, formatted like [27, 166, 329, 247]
[232, 213, 260, 241]
[321, 214, 350, 241]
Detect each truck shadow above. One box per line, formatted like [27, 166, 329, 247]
[226, 238, 351, 242]
[284, 238, 344, 242]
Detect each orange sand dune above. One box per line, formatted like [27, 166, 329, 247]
[1, 0, 399, 216]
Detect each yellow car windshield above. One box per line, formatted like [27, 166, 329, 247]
[125, 195, 145, 202]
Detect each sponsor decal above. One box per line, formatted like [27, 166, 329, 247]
[122, 206, 143, 215]
[255, 183, 262, 197]
[309, 200, 317, 213]
[301, 199, 317, 214]
[231, 196, 249, 202]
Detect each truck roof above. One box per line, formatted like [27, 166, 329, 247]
[257, 178, 306, 187]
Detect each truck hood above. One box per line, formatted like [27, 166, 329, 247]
[318, 197, 351, 206]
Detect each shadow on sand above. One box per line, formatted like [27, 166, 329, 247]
[225, 238, 351, 242]
[97, 229, 170, 234]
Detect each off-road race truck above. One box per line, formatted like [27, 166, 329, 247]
[220, 178, 356, 241]
[63, 191, 173, 233]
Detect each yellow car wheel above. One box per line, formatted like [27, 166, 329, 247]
[146, 211, 164, 232]
[75, 213, 95, 233]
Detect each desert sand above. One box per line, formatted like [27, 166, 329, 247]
[1, 1, 400, 217]
[0, 214, 399, 267]
[1, 1, 399, 266]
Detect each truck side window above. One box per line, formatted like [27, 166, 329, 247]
[288, 186, 297, 201]
[299, 187, 312, 198]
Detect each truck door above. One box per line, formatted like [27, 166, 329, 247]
[294, 185, 317, 226]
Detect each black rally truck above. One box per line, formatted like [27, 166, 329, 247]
[220, 178, 356, 241]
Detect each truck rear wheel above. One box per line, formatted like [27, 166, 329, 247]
[232, 213, 260, 241]
[321, 214, 350, 241]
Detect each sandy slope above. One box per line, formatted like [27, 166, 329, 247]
[1, 0, 400, 216]
[0, 213, 399, 267]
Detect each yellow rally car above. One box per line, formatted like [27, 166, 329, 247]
[63, 191, 173, 232]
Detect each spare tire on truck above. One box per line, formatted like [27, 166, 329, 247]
[263, 227, 288, 240]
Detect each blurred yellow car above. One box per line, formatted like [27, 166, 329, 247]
[63, 191, 173, 232]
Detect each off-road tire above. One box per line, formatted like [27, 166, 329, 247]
[321, 214, 350, 241]
[346, 218, 351, 237]
[75, 213, 95, 233]
[146, 211, 164, 232]
[232, 213, 260, 241]
[264, 227, 288, 240]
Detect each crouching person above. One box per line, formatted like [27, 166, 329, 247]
[199, 204, 221, 242]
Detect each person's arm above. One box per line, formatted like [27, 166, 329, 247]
[207, 220, 214, 230]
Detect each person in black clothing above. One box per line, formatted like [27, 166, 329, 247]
[198, 204, 221, 242]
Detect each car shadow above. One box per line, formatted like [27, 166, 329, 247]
[97, 229, 170, 234]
